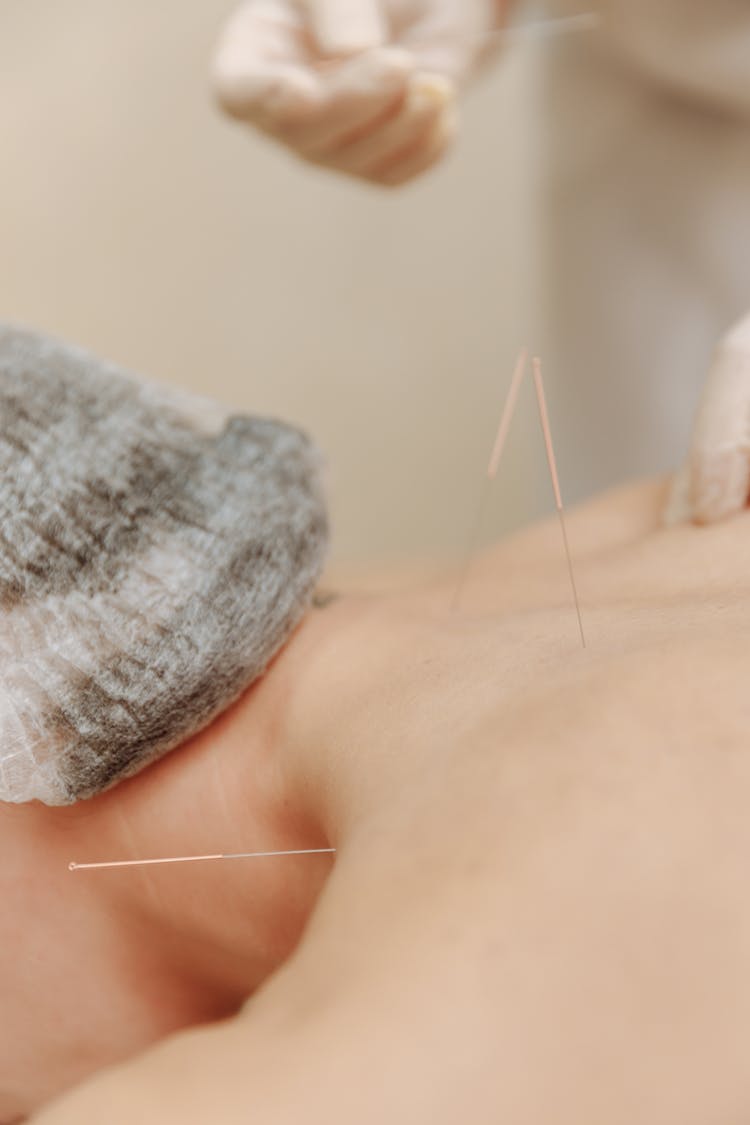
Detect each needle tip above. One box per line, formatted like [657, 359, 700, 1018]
[68, 862, 77, 872]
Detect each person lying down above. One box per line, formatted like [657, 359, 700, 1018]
[3, 327, 750, 1125]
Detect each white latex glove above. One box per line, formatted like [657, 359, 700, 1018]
[211, 0, 506, 185]
[665, 311, 750, 524]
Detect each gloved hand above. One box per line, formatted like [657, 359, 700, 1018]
[665, 311, 750, 524]
[211, 0, 507, 185]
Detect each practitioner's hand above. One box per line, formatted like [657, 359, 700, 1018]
[665, 310, 750, 524]
[211, 1, 508, 185]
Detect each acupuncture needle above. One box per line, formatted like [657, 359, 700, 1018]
[486, 11, 601, 47]
[316, 10, 601, 71]
[451, 346, 528, 610]
[531, 356, 586, 648]
[69, 847, 336, 872]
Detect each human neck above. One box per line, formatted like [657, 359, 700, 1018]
[43, 609, 339, 1002]
[0, 607, 344, 1116]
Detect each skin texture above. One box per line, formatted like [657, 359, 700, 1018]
[10, 477, 750, 1123]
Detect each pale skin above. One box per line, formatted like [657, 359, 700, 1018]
[7, 477, 750, 1123]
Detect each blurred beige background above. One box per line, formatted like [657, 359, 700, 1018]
[0, 0, 545, 566]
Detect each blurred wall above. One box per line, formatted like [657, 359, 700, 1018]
[0, 1, 543, 565]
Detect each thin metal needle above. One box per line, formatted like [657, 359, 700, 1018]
[487, 347, 529, 480]
[69, 847, 336, 872]
[452, 347, 528, 610]
[531, 357, 586, 648]
[487, 12, 602, 46]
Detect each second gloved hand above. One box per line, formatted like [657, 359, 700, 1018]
[211, 0, 507, 185]
[665, 311, 750, 524]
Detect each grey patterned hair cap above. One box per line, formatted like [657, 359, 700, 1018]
[0, 325, 328, 805]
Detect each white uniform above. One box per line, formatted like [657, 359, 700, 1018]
[540, 0, 750, 501]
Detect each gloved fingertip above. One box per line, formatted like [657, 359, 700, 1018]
[211, 56, 254, 117]
[724, 313, 750, 352]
